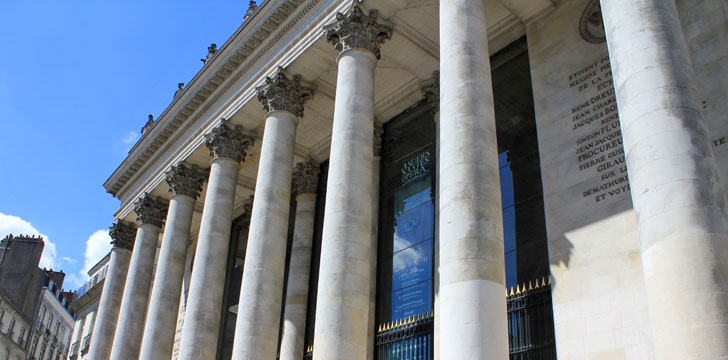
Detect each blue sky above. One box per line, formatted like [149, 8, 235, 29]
[0, 1, 252, 289]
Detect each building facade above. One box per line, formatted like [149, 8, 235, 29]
[67, 254, 110, 360]
[0, 235, 75, 360]
[95, 0, 728, 359]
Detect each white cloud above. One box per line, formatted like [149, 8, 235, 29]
[0, 212, 56, 269]
[121, 130, 140, 153]
[82, 230, 111, 275]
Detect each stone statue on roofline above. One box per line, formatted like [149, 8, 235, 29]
[200, 43, 218, 64]
[141, 114, 154, 135]
[244, 1, 258, 20]
[174, 83, 184, 99]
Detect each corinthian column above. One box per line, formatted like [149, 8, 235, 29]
[139, 164, 207, 360]
[110, 194, 167, 360]
[439, 0, 508, 359]
[601, 1, 728, 358]
[279, 161, 319, 360]
[178, 120, 255, 360]
[87, 220, 136, 360]
[232, 68, 313, 360]
[313, 5, 391, 359]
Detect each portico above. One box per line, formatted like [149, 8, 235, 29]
[95, 0, 728, 359]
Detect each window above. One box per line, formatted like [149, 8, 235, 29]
[53, 321, 59, 336]
[37, 306, 46, 330]
[46, 314, 53, 329]
[6, 319, 14, 338]
[17, 327, 24, 346]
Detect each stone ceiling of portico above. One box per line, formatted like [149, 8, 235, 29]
[109, 0, 556, 222]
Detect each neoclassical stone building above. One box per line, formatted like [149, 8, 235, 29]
[94, 0, 728, 359]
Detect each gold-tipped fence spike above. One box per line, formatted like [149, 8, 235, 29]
[516, 284, 521, 295]
[535, 278, 541, 288]
[509, 286, 514, 297]
[528, 280, 533, 291]
[522, 282, 527, 293]
[548, 275, 552, 285]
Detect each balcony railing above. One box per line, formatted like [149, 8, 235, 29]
[376, 311, 434, 360]
[75, 268, 108, 298]
[507, 277, 557, 360]
[81, 334, 91, 354]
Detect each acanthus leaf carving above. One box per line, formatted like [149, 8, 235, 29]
[109, 220, 137, 251]
[204, 119, 257, 163]
[323, 2, 393, 59]
[256, 67, 314, 117]
[133, 194, 168, 228]
[292, 160, 319, 196]
[166, 163, 208, 199]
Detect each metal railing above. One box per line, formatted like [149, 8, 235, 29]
[376, 311, 434, 360]
[507, 277, 557, 360]
[303, 345, 313, 360]
[75, 267, 107, 298]
[81, 334, 92, 354]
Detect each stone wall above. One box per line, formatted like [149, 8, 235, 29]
[527, 0, 653, 358]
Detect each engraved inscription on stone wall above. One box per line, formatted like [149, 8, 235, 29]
[568, 55, 630, 203]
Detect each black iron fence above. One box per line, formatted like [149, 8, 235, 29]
[376, 311, 434, 360]
[303, 278, 556, 360]
[507, 277, 557, 360]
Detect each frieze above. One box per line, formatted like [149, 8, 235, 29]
[293, 160, 319, 196]
[324, 2, 393, 59]
[166, 163, 208, 199]
[133, 194, 168, 228]
[204, 119, 257, 163]
[109, 220, 137, 251]
[106, 0, 314, 197]
[256, 67, 314, 117]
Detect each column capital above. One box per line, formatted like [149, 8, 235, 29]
[109, 220, 137, 251]
[256, 67, 314, 118]
[422, 70, 440, 116]
[292, 161, 319, 196]
[323, 3, 393, 59]
[204, 119, 256, 163]
[165, 164, 208, 199]
[373, 123, 384, 157]
[133, 194, 168, 228]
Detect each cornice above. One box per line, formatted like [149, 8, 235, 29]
[111, 0, 349, 221]
[105, 0, 312, 197]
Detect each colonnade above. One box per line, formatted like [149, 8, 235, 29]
[88, 1, 728, 359]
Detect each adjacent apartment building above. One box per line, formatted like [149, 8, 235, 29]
[66, 253, 109, 360]
[0, 235, 74, 360]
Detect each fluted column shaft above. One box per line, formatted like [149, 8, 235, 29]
[109, 195, 166, 360]
[232, 109, 298, 359]
[179, 120, 254, 360]
[178, 158, 240, 359]
[279, 192, 317, 360]
[88, 221, 135, 360]
[140, 163, 205, 360]
[601, 1, 728, 358]
[314, 47, 377, 359]
[439, 0, 507, 359]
